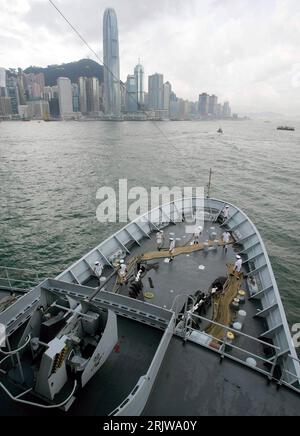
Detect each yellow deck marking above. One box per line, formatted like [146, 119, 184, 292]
[140, 239, 234, 261]
[206, 265, 243, 341]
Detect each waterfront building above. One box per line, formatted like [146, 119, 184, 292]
[28, 100, 50, 119]
[163, 82, 172, 119]
[208, 94, 218, 116]
[148, 73, 164, 111]
[223, 101, 231, 118]
[0, 96, 12, 118]
[86, 77, 100, 114]
[57, 77, 74, 119]
[79, 77, 88, 114]
[198, 93, 210, 116]
[134, 62, 145, 108]
[125, 75, 138, 113]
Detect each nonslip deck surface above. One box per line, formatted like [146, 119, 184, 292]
[1, 219, 299, 416]
[143, 337, 300, 416]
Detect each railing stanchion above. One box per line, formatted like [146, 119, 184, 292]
[220, 339, 226, 363]
[5, 268, 12, 290]
[270, 351, 279, 382]
[183, 300, 189, 343]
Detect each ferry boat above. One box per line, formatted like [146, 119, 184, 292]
[277, 126, 295, 131]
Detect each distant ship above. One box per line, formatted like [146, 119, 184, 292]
[217, 128, 223, 134]
[277, 126, 295, 131]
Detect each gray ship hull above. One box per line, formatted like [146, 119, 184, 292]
[0, 197, 299, 416]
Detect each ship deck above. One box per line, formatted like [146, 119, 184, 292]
[0, 316, 162, 416]
[144, 336, 300, 416]
[1, 216, 300, 416]
[118, 221, 266, 354]
[84, 220, 274, 375]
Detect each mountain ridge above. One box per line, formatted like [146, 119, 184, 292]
[24, 59, 104, 86]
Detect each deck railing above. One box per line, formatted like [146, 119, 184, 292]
[176, 310, 293, 385]
[279, 354, 300, 394]
[0, 266, 40, 292]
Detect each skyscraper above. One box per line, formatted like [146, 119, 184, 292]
[0, 68, 7, 97]
[43, 86, 52, 102]
[49, 85, 60, 118]
[72, 83, 80, 113]
[208, 95, 218, 116]
[223, 101, 231, 118]
[216, 103, 222, 118]
[86, 77, 100, 114]
[17, 68, 26, 106]
[0, 68, 6, 87]
[7, 76, 20, 114]
[134, 62, 145, 107]
[120, 81, 126, 113]
[28, 100, 50, 120]
[198, 93, 209, 116]
[24, 73, 45, 99]
[125, 75, 138, 113]
[57, 77, 73, 119]
[163, 82, 172, 118]
[148, 73, 164, 110]
[79, 77, 88, 114]
[0, 97, 12, 118]
[103, 8, 121, 116]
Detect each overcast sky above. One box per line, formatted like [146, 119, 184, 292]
[1, 0, 300, 115]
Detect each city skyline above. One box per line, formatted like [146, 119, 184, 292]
[1, 7, 234, 121]
[1, 0, 300, 116]
[0, 57, 233, 121]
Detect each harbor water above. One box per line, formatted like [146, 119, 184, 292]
[0, 119, 299, 325]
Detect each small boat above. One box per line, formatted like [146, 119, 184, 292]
[217, 128, 223, 134]
[277, 126, 295, 131]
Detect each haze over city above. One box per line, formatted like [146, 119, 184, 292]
[1, 0, 300, 115]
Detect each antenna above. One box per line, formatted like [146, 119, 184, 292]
[207, 169, 212, 198]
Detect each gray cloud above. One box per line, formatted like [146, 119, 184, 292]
[1, 0, 300, 115]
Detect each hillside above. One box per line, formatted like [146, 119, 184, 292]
[24, 59, 103, 86]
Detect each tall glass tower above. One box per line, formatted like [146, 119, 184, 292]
[148, 73, 164, 110]
[103, 8, 121, 116]
[134, 62, 145, 108]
